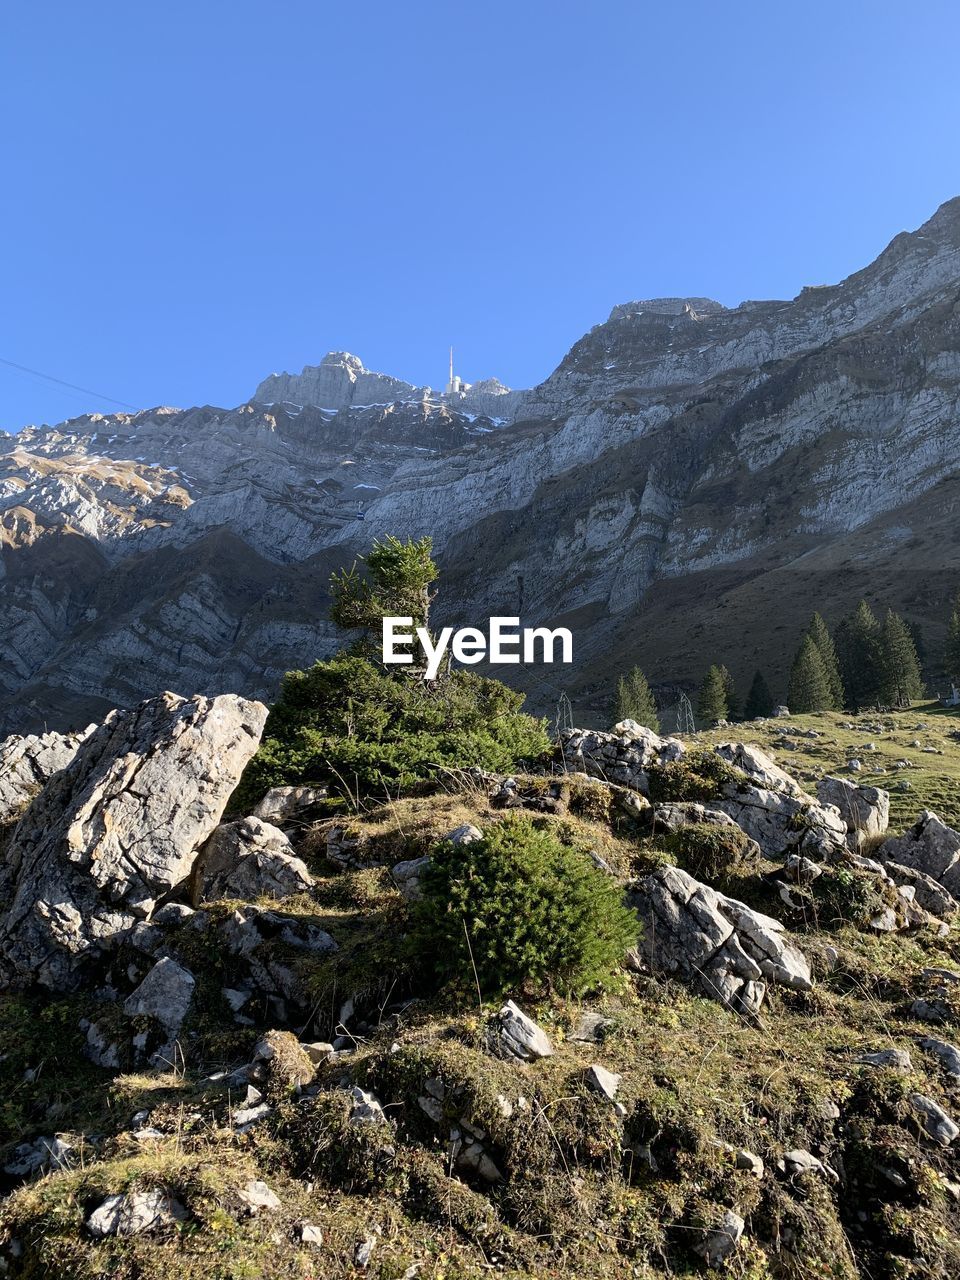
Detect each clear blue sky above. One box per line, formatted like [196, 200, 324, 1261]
[2, 0, 959, 431]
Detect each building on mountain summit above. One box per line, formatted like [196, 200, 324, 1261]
[445, 347, 468, 398]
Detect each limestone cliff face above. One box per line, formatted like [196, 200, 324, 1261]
[3, 197, 960, 730]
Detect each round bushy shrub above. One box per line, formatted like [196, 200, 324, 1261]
[663, 821, 754, 882]
[412, 815, 641, 997]
[233, 655, 551, 808]
[646, 751, 740, 804]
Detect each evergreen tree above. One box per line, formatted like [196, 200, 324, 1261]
[807, 612, 844, 709]
[945, 593, 960, 688]
[330, 535, 438, 671]
[908, 620, 927, 681]
[787, 634, 832, 713]
[698, 665, 729, 726]
[835, 599, 883, 710]
[718, 665, 740, 721]
[743, 669, 775, 720]
[879, 609, 924, 706]
[615, 667, 660, 732]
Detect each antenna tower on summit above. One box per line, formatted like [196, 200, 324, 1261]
[445, 346, 463, 396]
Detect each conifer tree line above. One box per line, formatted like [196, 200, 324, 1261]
[615, 590, 960, 731]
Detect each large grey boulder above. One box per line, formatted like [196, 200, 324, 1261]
[0, 725, 95, 823]
[714, 742, 807, 797]
[0, 691, 267, 989]
[877, 812, 960, 896]
[710, 745, 847, 861]
[816, 776, 890, 846]
[558, 722, 684, 793]
[631, 865, 813, 1016]
[191, 816, 313, 905]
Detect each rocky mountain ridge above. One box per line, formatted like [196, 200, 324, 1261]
[3, 197, 960, 731]
[253, 349, 528, 422]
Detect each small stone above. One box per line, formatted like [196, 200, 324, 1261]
[584, 1064, 621, 1102]
[735, 1149, 764, 1177]
[301, 1041, 335, 1065]
[300, 1222, 323, 1245]
[780, 1149, 839, 1182]
[568, 1011, 615, 1043]
[233, 1103, 271, 1127]
[418, 1095, 443, 1123]
[693, 1208, 745, 1267]
[498, 1000, 553, 1060]
[349, 1086, 387, 1125]
[253, 785, 327, 824]
[238, 1180, 282, 1213]
[919, 1037, 960, 1079]
[445, 823, 483, 845]
[355, 1236, 376, 1268]
[859, 1048, 913, 1071]
[3, 1135, 74, 1177]
[909, 1093, 960, 1145]
[86, 1188, 187, 1237]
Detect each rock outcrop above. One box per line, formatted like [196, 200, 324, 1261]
[558, 721, 685, 791]
[817, 776, 890, 846]
[0, 726, 94, 822]
[631, 865, 813, 1016]
[0, 692, 267, 988]
[191, 816, 313, 905]
[711, 744, 848, 861]
[876, 811, 960, 896]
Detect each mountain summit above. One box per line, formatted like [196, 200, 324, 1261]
[253, 350, 526, 421]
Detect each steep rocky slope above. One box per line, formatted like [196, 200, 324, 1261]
[3, 695, 960, 1277]
[4, 198, 960, 731]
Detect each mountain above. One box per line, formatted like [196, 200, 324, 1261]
[254, 349, 528, 421]
[3, 197, 960, 732]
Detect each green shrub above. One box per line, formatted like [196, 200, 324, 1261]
[663, 821, 755, 882]
[646, 751, 740, 803]
[411, 815, 640, 998]
[233, 655, 550, 808]
[811, 865, 898, 931]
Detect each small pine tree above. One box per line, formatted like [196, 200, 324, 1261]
[698, 665, 729, 726]
[718, 665, 740, 721]
[807, 612, 844, 709]
[615, 667, 660, 732]
[744, 669, 775, 720]
[414, 815, 641, 997]
[330, 535, 438, 659]
[879, 609, 924, 707]
[945, 593, 960, 688]
[788, 634, 833, 713]
[835, 599, 883, 710]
